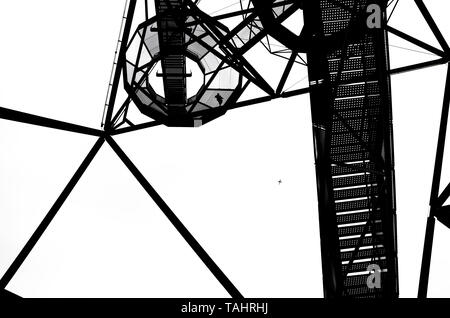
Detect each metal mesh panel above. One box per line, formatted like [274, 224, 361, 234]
[336, 210, 381, 225]
[306, 0, 397, 298]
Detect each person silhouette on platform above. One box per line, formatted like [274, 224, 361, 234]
[215, 93, 224, 106]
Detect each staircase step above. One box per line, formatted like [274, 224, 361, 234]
[342, 259, 388, 274]
[336, 210, 381, 225]
[338, 221, 383, 237]
[340, 246, 386, 262]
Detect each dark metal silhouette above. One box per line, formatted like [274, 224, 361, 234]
[305, 0, 398, 298]
[106, 136, 243, 298]
[112, 0, 310, 129]
[1, 0, 449, 299]
[0, 138, 105, 291]
[398, 0, 450, 299]
[418, 56, 450, 298]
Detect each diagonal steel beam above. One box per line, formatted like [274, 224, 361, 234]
[387, 26, 446, 58]
[418, 215, 436, 298]
[277, 50, 299, 95]
[437, 180, 450, 207]
[429, 66, 450, 206]
[106, 136, 243, 299]
[110, 121, 162, 136]
[389, 57, 449, 75]
[0, 137, 105, 291]
[103, 0, 137, 131]
[419, 65, 450, 298]
[414, 0, 450, 54]
[0, 106, 102, 137]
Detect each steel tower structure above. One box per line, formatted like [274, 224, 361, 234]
[1, 0, 449, 299]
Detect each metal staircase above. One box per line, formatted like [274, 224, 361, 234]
[305, 0, 398, 298]
[155, 0, 189, 117]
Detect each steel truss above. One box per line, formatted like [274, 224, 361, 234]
[0, 0, 449, 299]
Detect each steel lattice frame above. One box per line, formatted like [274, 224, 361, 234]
[0, 0, 449, 299]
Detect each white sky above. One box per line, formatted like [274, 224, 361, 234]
[0, 0, 450, 298]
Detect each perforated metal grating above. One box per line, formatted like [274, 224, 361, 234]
[306, 0, 398, 298]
